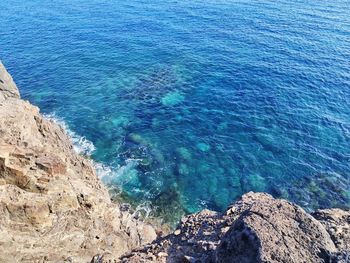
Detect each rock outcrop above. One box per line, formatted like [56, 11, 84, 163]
[0, 61, 349, 263]
[120, 193, 349, 263]
[0, 62, 20, 100]
[313, 209, 350, 254]
[0, 62, 156, 262]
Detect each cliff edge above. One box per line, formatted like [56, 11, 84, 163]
[119, 192, 349, 263]
[0, 62, 349, 263]
[0, 62, 156, 262]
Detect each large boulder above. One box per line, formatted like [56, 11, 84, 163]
[215, 193, 337, 263]
[120, 193, 348, 263]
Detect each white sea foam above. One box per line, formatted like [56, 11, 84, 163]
[94, 158, 140, 186]
[44, 113, 154, 218]
[93, 162, 122, 188]
[93, 159, 154, 221]
[44, 113, 96, 156]
[45, 113, 121, 188]
[132, 201, 153, 220]
[45, 113, 115, 181]
[45, 112, 139, 186]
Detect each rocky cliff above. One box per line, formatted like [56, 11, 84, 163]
[0, 62, 156, 262]
[0, 62, 349, 263]
[119, 192, 349, 263]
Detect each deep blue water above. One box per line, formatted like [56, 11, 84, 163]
[1, 0, 349, 220]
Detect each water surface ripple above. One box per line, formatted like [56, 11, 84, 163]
[1, 0, 349, 221]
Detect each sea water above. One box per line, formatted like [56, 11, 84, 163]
[0, 0, 349, 222]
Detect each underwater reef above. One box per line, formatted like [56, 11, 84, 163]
[0, 62, 349, 263]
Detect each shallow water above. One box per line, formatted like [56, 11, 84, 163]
[1, 0, 349, 221]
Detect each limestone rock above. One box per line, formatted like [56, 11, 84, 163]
[0, 61, 20, 100]
[312, 209, 350, 252]
[35, 154, 67, 175]
[0, 62, 156, 262]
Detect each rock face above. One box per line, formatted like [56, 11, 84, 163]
[0, 62, 349, 263]
[0, 62, 20, 100]
[120, 193, 349, 263]
[312, 209, 350, 253]
[215, 193, 337, 263]
[0, 62, 157, 262]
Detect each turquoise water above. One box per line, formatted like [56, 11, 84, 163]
[1, 0, 349, 220]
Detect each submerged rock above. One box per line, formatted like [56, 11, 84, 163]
[128, 132, 149, 145]
[196, 142, 211, 152]
[177, 163, 190, 176]
[111, 116, 130, 128]
[161, 90, 185, 106]
[176, 147, 192, 161]
[244, 173, 267, 192]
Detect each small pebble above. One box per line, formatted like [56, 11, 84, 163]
[157, 252, 168, 257]
[174, 229, 181, 236]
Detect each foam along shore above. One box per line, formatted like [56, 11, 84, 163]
[0, 61, 157, 262]
[0, 61, 349, 263]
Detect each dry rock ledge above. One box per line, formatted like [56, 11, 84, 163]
[0, 62, 349, 263]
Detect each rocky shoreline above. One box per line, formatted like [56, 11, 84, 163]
[0, 62, 156, 262]
[0, 62, 349, 262]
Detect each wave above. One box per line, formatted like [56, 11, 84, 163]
[44, 112, 155, 220]
[93, 159, 153, 221]
[44, 113, 96, 156]
[44, 113, 118, 182]
[44, 112, 139, 183]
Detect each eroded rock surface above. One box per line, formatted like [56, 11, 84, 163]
[0, 62, 156, 262]
[120, 193, 349, 263]
[0, 61, 20, 100]
[313, 209, 350, 254]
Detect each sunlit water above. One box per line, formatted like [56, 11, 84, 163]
[1, 0, 349, 222]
